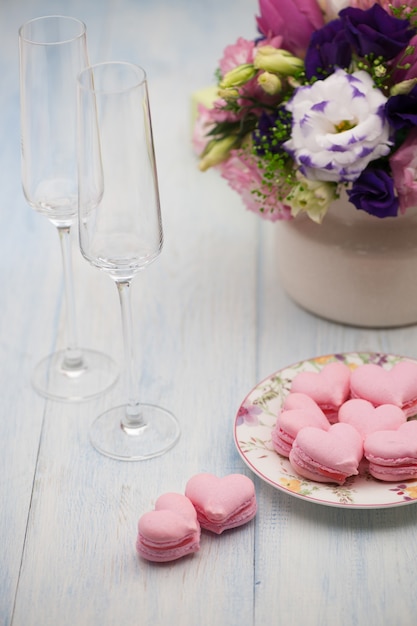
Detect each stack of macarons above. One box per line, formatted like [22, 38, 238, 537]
[136, 473, 257, 562]
[272, 360, 417, 485]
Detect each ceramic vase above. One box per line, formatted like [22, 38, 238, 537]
[276, 192, 417, 328]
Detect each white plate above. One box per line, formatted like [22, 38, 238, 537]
[234, 352, 417, 509]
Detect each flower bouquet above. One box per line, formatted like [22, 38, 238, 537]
[193, 1, 417, 223]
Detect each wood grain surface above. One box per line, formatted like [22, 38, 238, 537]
[1, 1, 417, 625]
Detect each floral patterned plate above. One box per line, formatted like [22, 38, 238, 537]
[234, 352, 417, 509]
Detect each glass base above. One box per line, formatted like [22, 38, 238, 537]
[32, 348, 118, 402]
[90, 403, 180, 461]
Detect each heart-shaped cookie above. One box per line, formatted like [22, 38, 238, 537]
[137, 493, 200, 562]
[185, 473, 257, 534]
[364, 420, 417, 459]
[350, 361, 417, 417]
[338, 398, 406, 440]
[289, 422, 363, 485]
[290, 361, 351, 422]
[364, 421, 417, 481]
[272, 393, 330, 457]
[281, 392, 330, 416]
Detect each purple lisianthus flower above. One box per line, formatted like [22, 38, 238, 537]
[347, 167, 399, 217]
[305, 19, 352, 80]
[385, 85, 417, 131]
[340, 4, 415, 61]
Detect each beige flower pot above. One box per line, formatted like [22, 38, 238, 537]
[276, 192, 417, 327]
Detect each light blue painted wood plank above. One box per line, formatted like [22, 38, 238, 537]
[10, 1, 259, 625]
[4, 0, 417, 625]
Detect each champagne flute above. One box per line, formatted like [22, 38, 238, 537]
[77, 62, 180, 460]
[19, 16, 118, 401]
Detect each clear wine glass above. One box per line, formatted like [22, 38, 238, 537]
[77, 61, 180, 460]
[19, 16, 118, 401]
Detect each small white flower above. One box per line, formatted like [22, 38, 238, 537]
[285, 174, 338, 223]
[284, 69, 392, 183]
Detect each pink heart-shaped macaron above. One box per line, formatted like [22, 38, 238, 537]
[138, 493, 199, 551]
[350, 361, 417, 416]
[364, 420, 417, 459]
[290, 422, 363, 484]
[274, 392, 330, 435]
[155, 492, 198, 520]
[281, 392, 330, 417]
[276, 407, 330, 436]
[338, 398, 406, 439]
[140, 492, 198, 536]
[364, 421, 417, 481]
[185, 473, 257, 533]
[290, 362, 351, 418]
[294, 422, 363, 465]
[272, 394, 330, 457]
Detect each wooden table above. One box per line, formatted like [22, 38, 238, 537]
[2, 1, 416, 624]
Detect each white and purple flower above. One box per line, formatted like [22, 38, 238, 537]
[195, 1, 417, 221]
[283, 68, 392, 183]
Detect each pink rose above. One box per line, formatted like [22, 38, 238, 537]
[256, 0, 324, 58]
[390, 128, 417, 213]
[219, 37, 256, 76]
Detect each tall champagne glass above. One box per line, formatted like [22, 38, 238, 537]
[77, 62, 180, 460]
[19, 16, 118, 401]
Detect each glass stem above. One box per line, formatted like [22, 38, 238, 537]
[57, 225, 84, 370]
[116, 280, 145, 430]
